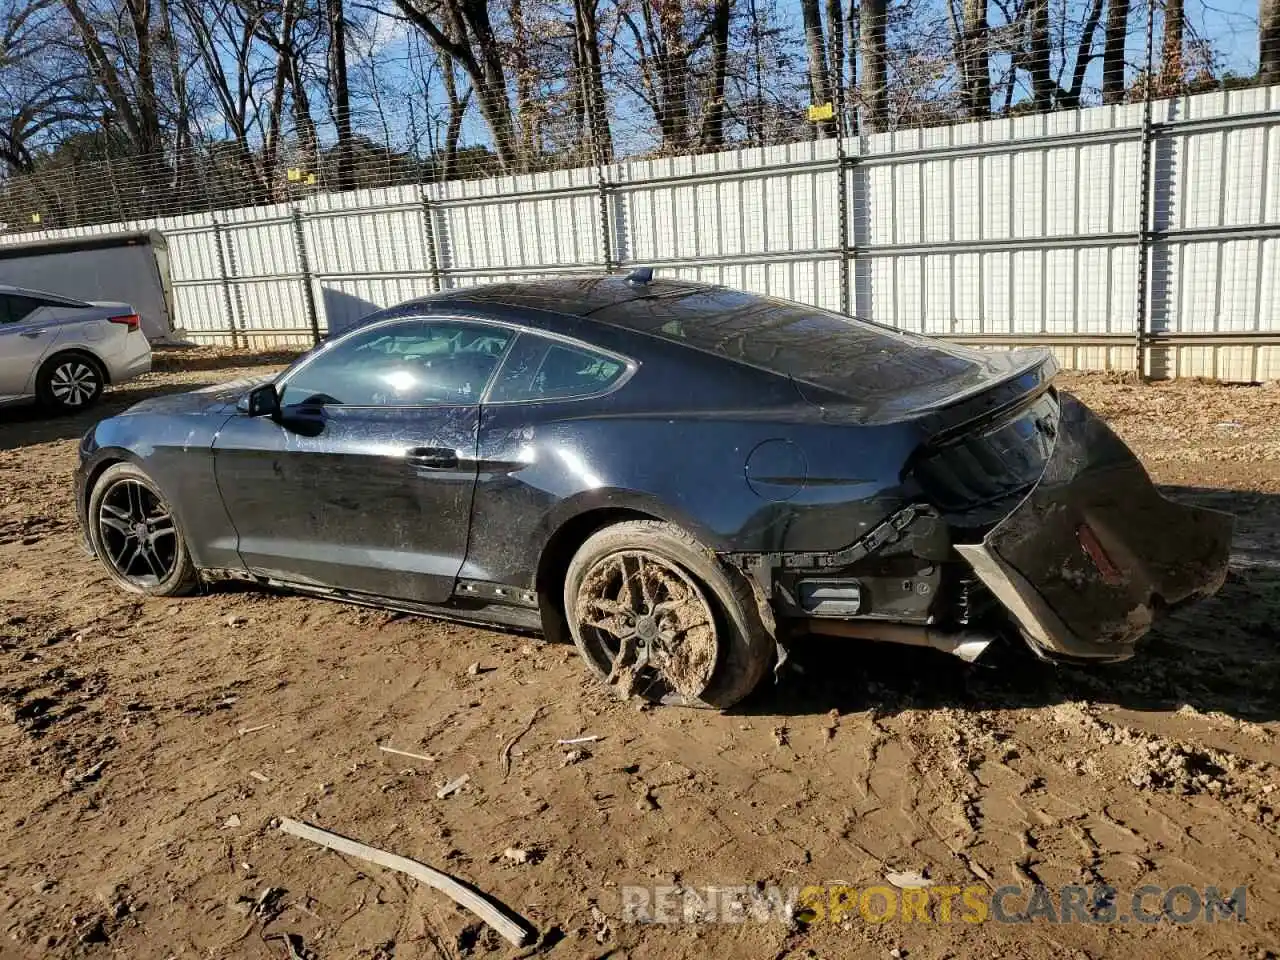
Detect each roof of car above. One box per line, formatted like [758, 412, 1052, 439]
[0, 283, 90, 306]
[408, 274, 684, 321]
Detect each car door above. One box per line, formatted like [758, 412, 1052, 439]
[212, 316, 515, 604]
[0, 295, 61, 399]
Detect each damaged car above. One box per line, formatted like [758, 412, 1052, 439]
[74, 273, 1232, 708]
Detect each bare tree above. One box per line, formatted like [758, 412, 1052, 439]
[1159, 0, 1184, 92]
[61, 0, 164, 153]
[800, 0, 834, 136]
[326, 0, 355, 189]
[1027, 0, 1052, 109]
[572, 0, 611, 160]
[959, 0, 991, 118]
[698, 0, 731, 148]
[392, 0, 521, 171]
[1101, 0, 1128, 101]
[1264, 0, 1280, 83]
[860, 0, 888, 131]
[1059, 0, 1104, 108]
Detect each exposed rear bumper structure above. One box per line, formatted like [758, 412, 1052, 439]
[955, 393, 1232, 662]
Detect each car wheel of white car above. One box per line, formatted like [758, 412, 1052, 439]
[38, 352, 105, 410]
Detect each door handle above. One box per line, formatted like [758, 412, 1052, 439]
[406, 446, 459, 469]
[20, 330, 46, 338]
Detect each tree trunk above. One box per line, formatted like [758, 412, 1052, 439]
[573, 0, 612, 162]
[439, 54, 469, 179]
[698, 0, 731, 148]
[1160, 0, 1184, 92]
[261, 0, 299, 191]
[860, 0, 887, 132]
[961, 0, 990, 119]
[1263, 0, 1280, 83]
[393, 0, 519, 172]
[800, 0, 834, 137]
[326, 0, 355, 191]
[125, 0, 161, 154]
[290, 55, 320, 170]
[1028, 0, 1053, 110]
[656, 0, 690, 152]
[509, 0, 536, 164]
[1101, 0, 1129, 102]
[847, 0, 858, 132]
[1061, 0, 1104, 108]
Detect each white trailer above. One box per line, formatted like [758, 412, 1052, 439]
[0, 231, 174, 341]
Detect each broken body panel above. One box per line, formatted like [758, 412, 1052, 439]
[955, 393, 1232, 661]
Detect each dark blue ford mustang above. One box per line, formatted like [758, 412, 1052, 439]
[74, 274, 1232, 708]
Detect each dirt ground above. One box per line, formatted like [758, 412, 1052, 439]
[1, 351, 1278, 960]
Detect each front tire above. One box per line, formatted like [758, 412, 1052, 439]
[87, 463, 198, 597]
[564, 520, 774, 709]
[37, 351, 105, 411]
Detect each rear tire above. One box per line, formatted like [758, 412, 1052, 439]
[564, 520, 774, 709]
[87, 462, 198, 597]
[37, 351, 105, 411]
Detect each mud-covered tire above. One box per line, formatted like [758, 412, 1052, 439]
[37, 351, 106, 411]
[564, 520, 774, 709]
[87, 462, 199, 597]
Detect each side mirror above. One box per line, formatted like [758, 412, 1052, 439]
[243, 383, 280, 418]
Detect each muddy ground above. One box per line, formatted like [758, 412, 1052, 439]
[1, 351, 1278, 959]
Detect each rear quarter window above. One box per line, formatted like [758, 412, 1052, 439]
[488, 334, 630, 403]
[0, 295, 47, 325]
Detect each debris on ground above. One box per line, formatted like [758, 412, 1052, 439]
[499, 706, 543, 779]
[885, 870, 933, 889]
[277, 817, 536, 947]
[562, 748, 589, 767]
[377, 744, 435, 763]
[436, 774, 470, 798]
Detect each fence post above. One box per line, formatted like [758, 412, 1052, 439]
[421, 185, 444, 292]
[1133, 1, 1158, 379]
[292, 205, 322, 345]
[834, 80, 852, 317]
[211, 214, 242, 350]
[597, 171, 615, 274]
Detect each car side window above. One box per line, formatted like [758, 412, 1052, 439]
[278, 319, 511, 408]
[0, 295, 43, 325]
[488, 333, 629, 403]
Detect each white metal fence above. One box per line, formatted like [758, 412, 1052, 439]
[4, 85, 1279, 381]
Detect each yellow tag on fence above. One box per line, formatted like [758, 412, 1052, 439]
[806, 102, 835, 122]
[287, 168, 302, 182]
[30, 212, 41, 224]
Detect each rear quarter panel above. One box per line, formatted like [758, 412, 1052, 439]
[465, 332, 923, 590]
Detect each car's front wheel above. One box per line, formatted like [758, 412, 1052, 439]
[87, 463, 199, 597]
[564, 520, 774, 709]
[37, 351, 105, 411]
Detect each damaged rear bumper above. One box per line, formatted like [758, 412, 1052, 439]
[955, 393, 1232, 662]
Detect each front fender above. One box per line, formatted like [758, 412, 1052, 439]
[74, 411, 242, 571]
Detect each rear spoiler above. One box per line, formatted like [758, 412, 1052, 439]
[911, 350, 1060, 446]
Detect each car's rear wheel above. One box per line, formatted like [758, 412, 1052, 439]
[564, 520, 774, 709]
[87, 463, 198, 597]
[37, 351, 105, 411]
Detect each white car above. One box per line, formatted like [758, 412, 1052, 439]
[0, 284, 152, 411]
